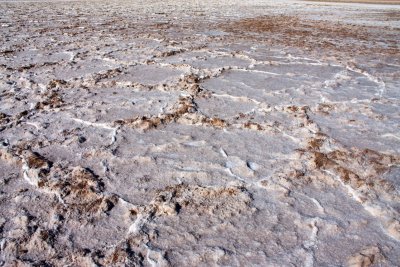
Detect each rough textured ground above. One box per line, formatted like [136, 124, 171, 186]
[0, 0, 399, 266]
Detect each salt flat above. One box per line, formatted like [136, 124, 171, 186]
[0, 0, 399, 266]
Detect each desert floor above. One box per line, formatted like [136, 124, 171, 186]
[307, 0, 400, 4]
[0, 0, 400, 266]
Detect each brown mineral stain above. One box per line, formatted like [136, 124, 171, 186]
[221, 15, 400, 56]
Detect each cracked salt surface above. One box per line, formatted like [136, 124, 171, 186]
[0, 0, 400, 266]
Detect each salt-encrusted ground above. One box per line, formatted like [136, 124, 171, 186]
[0, 0, 399, 266]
